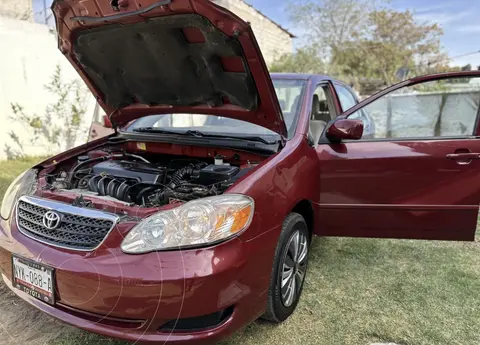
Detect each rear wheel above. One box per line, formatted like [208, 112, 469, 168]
[262, 213, 310, 322]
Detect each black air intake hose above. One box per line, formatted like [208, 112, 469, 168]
[168, 164, 194, 190]
[168, 162, 207, 190]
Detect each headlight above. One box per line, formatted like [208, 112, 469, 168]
[121, 194, 254, 253]
[0, 169, 37, 220]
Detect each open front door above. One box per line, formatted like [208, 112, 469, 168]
[317, 72, 480, 241]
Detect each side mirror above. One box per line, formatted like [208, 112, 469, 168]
[326, 119, 363, 141]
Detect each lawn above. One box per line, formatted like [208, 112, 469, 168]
[1, 158, 479, 345]
[0, 156, 45, 199]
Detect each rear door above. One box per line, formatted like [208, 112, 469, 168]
[317, 72, 480, 241]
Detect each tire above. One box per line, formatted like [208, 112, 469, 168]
[262, 212, 310, 323]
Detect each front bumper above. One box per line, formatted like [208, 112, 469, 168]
[0, 214, 280, 344]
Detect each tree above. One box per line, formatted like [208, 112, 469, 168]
[270, 48, 326, 74]
[288, 0, 380, 61]
[285, 0, 446, 94]
[332, 9, 443, 90]
[5, 65, 89, 159]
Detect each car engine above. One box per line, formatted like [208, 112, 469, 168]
[49, 153, 250, 207]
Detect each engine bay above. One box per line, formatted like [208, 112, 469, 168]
[46, 149, 256, 207]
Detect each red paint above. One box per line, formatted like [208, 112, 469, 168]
[181, 27, 206, 43]
[220, 56, 246, 73]
[117, 0, 129, 9]
[124, 141, 266, 165]
[102, 115, 113, 129]
[2, 71, 480, 344]
[3, 70, 480, 343]
[51, 0, 287, 137]
[2, 2, 480, 343]
[0, 230, 271, 344]
[315, 139, 480, 241]
[326, 119, 363, 141]
[317, 70, 480, 241]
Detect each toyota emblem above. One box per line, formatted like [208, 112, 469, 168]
[43, 211, 61, 230]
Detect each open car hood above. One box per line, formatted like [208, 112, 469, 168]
[51, 0, 287, 137]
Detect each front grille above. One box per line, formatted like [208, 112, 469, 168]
[16, 196, 118, 251]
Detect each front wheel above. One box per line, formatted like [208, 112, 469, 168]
[262, 213, 310, 323]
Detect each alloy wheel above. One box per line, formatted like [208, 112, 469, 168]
[280, 229, 308, 307]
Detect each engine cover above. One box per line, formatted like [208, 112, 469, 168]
[91, 160, 166, 184]
[191, 164, 240, 185]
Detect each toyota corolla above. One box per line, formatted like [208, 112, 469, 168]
[1, 0, 480, 344]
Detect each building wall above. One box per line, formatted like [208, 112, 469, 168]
[0, 16, 95, 160]
[212, 0, 293, 65]
[0, 0, 33, 21]
[0, 0, 291, 160]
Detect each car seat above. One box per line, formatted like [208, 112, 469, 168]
[309, 94, 331, 148]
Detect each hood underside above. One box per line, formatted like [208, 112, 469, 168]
[52, 0, 287, 137]
[74, 15, 258, 112]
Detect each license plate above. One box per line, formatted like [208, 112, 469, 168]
[12, 255, 55, 305]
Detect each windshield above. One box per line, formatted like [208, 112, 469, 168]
[123, 79, 306, 139]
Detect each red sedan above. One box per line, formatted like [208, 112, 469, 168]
[1, 0, 480, 344]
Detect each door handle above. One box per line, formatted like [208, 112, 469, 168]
[446, 153, 480, 160]
[446, 151, 480, 165]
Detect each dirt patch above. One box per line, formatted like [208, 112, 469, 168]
[0, 281, 78, 345]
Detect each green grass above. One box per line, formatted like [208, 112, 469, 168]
[0, 156, 46, 200]
[1, 158, 479, 345]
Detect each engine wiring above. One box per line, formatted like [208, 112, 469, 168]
[46, 153, 252, 207]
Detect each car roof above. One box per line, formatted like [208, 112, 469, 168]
[270, 73, 347, 85]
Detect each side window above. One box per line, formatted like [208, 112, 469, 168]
[348, 76, 480, 140]
[311, 85, 332, 123]
[273, 79, 305, 129]
[334, 84, 373, 135]
[335, 84, 357, 112]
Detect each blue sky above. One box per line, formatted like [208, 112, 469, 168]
[247, 0, 480, 67]
[33, 0, 480, 67]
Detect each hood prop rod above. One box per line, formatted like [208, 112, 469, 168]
[71, 0, 172, 23]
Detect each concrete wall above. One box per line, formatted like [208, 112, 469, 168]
[0, 0, 291, 160]
[0, 0, 33, 21]
[0, 16, 95, 160]
[212, 0, 293, 65]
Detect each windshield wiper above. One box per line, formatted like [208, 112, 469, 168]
[184, 130, 278, 145]
[132, 127, 278, 145]
[133, 127, 180, 134]
[132, 128, 209, 137]
[228, 135, 278, 145]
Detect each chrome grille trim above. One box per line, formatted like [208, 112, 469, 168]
[16, 195, 119, 251]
